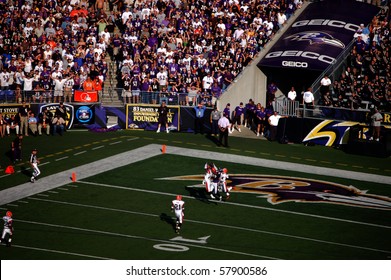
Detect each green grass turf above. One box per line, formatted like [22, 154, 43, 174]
[1, 151, 390, 260]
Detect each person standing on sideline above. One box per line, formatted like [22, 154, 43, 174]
[210, 107, 221, 136]
[194, 101, 206, 134]
[171, 195, 185, 234]
[223, 103, 233, 133]
[268, 111, 288, 141]
[156, 101, 169, 133]
[1, 211, 14, 247]
[18, 101, 29, 136]
[369, 107, 383, 141]
[233, 102, 245, 132]
[218, 112, 230, 147]
[29, 148, 40, 183]
[302, 87, 315, 117]
[11, 135, 23, 162]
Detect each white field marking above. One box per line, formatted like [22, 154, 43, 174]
[16, 219, 278, 260]
[40, 162, 50, 166]
[6, 204, 18, 207]
[55, 156, 69, 161]
[0, 174, 11, 179]
[47, 191, 58, 194]
[74, 150, 87, 156]
[18, 200, 29, 204]
[36, 194, 49, 197]
[92, 145, 105, 150]
[28, 197, 391, 254]
[78, 180, 391, 230]
[127, 137, 140, 141]
[0, 207, 8, 210]
[109, 141, 122, 145]
[57, 188, 69, 191]
[12, 244, 113, 260]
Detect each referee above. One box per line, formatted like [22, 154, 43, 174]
[218, 113, 230, 147]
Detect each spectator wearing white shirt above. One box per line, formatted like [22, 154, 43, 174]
[287, 86, 297, 101]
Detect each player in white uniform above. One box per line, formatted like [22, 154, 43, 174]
[171, 195, 185, 234]
[1, 211, 14, 247]
[203, 162, 217, 199]
[29, 148, 40, 183]
[218, 168, 232, 200]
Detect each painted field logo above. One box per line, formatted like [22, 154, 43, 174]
[161, 174, 391, 210]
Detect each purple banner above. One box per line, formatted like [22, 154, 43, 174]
[258, 0, 380, 71]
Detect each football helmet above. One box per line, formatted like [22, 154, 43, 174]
[223, 168, 228, 173]
[176, 195, 182, 201]
[6, 211, 12, 218]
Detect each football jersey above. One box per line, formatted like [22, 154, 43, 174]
[3, 216, 13, 229]
[172, 200, 185, 211]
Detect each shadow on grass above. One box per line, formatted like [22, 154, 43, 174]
[184, 185, 218, 205]
[159, 213, 177, 232]
[204, 134, 221, 146]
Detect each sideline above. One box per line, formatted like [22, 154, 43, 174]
[1, 144, 390, 206]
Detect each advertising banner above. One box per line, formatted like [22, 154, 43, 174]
[257, 0, 380, 94]
[126, 104, 180, 131]
[74, 90, 98, 102]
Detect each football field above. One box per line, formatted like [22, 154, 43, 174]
[1, 134, 390, 260]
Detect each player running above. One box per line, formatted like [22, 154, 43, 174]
[1, 211, 14, 247]
[218, 168, 232, 200]
[171, 195, 185, 234]
[29, 148, 40, 183]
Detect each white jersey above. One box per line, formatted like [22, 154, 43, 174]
[2, 216, 13, 240]
[171, 199, 185, 224]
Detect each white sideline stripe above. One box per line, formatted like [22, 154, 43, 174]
[55, 156, 69, 161]
[92, 145, 104, 150]
[166, 146, 391, 185]
[12, 244, 113, 260]
[109, 141, 122, 145]
[0, 145, 162, 206]
[17, 219, 278, 260]
[28, 197, 391, 254]
[78, 180, 391, 230]
[74, 151, 87, 156]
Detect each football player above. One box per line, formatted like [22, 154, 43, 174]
[1, 211, 14, 247]
[29, 148, 40, 183]
[171, 195, 185, 234]
[203, 162, 218, 199]
[218, 168, 232, 200]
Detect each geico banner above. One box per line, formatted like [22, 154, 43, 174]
[258, 1, 380, 71]
[74, 90, 98, 102]
[126, 104, 180, 131]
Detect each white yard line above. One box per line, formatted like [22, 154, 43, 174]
[74, 151, 87, 156]
[12, 244, 113, 260]
[92, 146, 105, 150]
[28, 197, 391, 254]
[16, 219, 278, 260]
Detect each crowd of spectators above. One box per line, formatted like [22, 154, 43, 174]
[320, 8, 391, 112]
[0, 0, 303, 106]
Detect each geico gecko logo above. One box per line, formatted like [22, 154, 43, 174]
[159, 174, 391, 210]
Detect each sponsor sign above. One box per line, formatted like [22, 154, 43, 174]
[0, 104, 24, 118]
[258, 1, 379, 71]
[75, 105, 94, 124]
[40, 103, 75, 129]
[126, 104, 180, 131]
[74, 90, 98, 102]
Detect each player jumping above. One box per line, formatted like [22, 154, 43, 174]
[171, 195, 185, 234]
[1, 211, 14, 247]
[203, 162, 218, 199]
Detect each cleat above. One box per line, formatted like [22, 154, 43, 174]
[210, 194, 215, 199]
[30, 177, 35, 183]
[257, 132, 259, 136]
[238, 128, 241, 132]
[166, 129, 169, 133]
